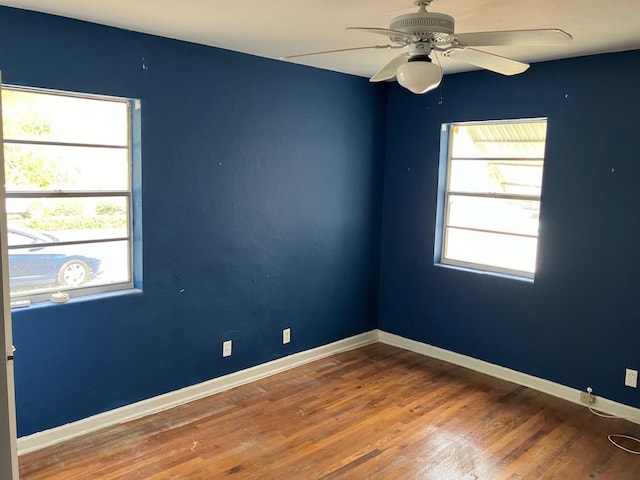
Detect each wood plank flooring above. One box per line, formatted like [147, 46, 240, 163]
[19, 343, 640, 479]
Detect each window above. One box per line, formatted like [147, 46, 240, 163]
[1, 86, 140, 304]
[436, 119, 547, 279]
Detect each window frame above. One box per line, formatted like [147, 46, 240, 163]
[2, 85, 140, 305]
[435, 118, 547, 280]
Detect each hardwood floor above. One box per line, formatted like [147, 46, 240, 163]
[19, 343, 640, 479]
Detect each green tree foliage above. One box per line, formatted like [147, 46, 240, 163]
[51, 201, 84, 217]
[95, 202, 125, 216]
[2, 90, 59, 189]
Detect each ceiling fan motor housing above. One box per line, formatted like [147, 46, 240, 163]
[390, 12, 455, 43]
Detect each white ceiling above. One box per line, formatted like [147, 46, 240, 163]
[2, 0, 640, 78]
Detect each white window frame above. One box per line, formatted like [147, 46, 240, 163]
[435, 118, 547, 280]
[3, 85, 138, 305]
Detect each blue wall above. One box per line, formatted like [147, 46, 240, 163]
[379, 49, 640, 409]
[0, 7, 386, 436]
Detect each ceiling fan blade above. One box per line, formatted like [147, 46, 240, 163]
[347, 27, 415, 43]
[282, 44, 397, 60]
[455, 29, 573, 47]
[370, 53, 410, 82]
[445, 48, 530, 75]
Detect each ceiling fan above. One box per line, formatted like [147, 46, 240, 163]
[283, 0, 572, 94]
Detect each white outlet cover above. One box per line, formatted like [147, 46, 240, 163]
[625, 368, 638, 388]
[223, 340, 232, 357]
[283, 328, 291, 344]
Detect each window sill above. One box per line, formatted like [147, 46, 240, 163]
[434, 263, 534, 284]
[10, 288, 142, 311]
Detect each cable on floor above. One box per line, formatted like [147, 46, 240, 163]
[585, 388, 640, 455]
[607, 435, 640, 455]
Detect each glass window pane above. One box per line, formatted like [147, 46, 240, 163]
[449, 160, 543, 196]
[6, 197, 128, 244]
[4, 143, 129, 191]
[447, 195, 540, 236]
[3, 86, 135, 302]
[94, 240, 130, 286]
[2, 89, 128, 146]
[444, 228, 537, 274]
[7, 231, 38, 246]
[8, 239, 130, 296]
[450, 121, 547, 159]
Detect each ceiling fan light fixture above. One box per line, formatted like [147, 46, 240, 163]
[285, 1, 571, 93]
[396, 57, 442, 94]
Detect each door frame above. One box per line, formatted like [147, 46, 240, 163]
[0, 72, 20, 480]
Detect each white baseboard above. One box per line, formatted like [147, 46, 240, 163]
[19, 329, 640, 455]
[17, 330, 378, 455]
[379, 331, 640, 425]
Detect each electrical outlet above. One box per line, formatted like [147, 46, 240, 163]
[222, 340, 232, 357]
[282, 328, 291, 344]
[625, 368, 638, 388]
[579, 391, 596, 405]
